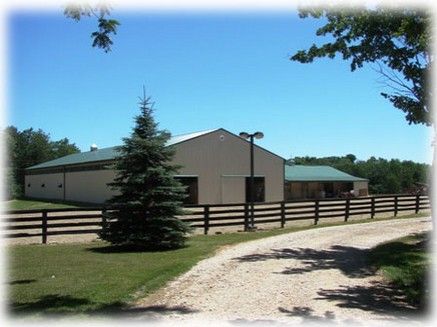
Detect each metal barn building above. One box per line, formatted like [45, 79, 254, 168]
[25, 129, 285, 205]
[284, 165, 368, 200]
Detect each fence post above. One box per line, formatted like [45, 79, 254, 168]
[371, 197, 375, 219]
[244, 203, 249, 231]
[101, 207, 107, 235]
[344, 198, 350, 222]
[204, 205, 210, 235]
[42, 210, 48, 244]
[280, 202, 285, 228]
[415, 194, 420, 214]
[394, 196, 398, 217]
[314, 200, 319, 225]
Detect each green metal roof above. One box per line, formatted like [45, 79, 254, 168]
[26, 129, 217, 170]
[285, 165, 367, 182]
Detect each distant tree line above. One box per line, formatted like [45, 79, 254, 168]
[4, 126, 80, 199]
[3, 124, 430, 199]
[292, 154, 430, 195]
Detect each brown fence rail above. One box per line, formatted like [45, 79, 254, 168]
[1, 194, 430, 243]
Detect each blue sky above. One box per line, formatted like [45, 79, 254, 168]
[7, 10, 432, 163]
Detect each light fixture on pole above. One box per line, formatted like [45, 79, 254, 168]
[239, 131, 264, 231]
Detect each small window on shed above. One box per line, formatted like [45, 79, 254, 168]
[58, 183, 63, 188]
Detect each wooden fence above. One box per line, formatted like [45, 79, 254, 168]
[1, 194, 430, 244]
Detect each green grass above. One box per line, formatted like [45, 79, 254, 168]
[8, 227, 309, 316]
[7, 213, 430, 316]
[368, 232, 430, 307]
[4, 198, 95, 211]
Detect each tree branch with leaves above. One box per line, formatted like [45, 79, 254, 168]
[291, 6, 432, 126]
[64, 3, 120, 53]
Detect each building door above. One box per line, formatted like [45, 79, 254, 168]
[175, 177, 198, 204]
[245, 177, 265, 203]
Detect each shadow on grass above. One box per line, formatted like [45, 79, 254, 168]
[9, 294, 197, 317]
[92, 302, 198, 318]
[276, 282, 424, 322]
[368, 232, 430, 309]
[7, 279, 37, 285]
[315, 280, 423, 319]
[235, 233, 429, 319]
[369, 232, 429, 269]
[10, 295, 92, 314]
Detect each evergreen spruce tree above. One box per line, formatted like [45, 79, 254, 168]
[100, 94, 192, 250]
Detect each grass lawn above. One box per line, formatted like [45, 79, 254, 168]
[368, 232, 431, 308]
[8, 226, 310, 316]
[3, 199, 94, 211]
[7, 213, 430, 316]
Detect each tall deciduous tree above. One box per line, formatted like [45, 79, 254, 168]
[291, 6, 434, 228]
[100, 94, 191, 250]
[291, 6, 432, 126]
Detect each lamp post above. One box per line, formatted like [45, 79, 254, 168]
[239, 131, 264, 231]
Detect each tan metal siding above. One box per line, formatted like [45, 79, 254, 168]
[25, 173, 64, 200]
[24, 129, 285, 205]
[65, 170, 118, 204]
[221, 176, 246, 204]
[172, 129, 284, 204]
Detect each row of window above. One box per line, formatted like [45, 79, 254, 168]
[27, 177, 266, 205]
[28, 183, 63, 188]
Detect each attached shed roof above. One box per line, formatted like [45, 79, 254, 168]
[26, 129, 216, 170]
[285, 165, 367, 182]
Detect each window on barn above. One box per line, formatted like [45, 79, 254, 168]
[175, 177, 198, 205]
[245, 177, 265, 203]
[321, 182, 334, 198]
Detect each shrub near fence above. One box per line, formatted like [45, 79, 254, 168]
[1, 194, 430, 244]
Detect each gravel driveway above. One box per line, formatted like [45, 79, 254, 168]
[134, 217, 432, 325]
